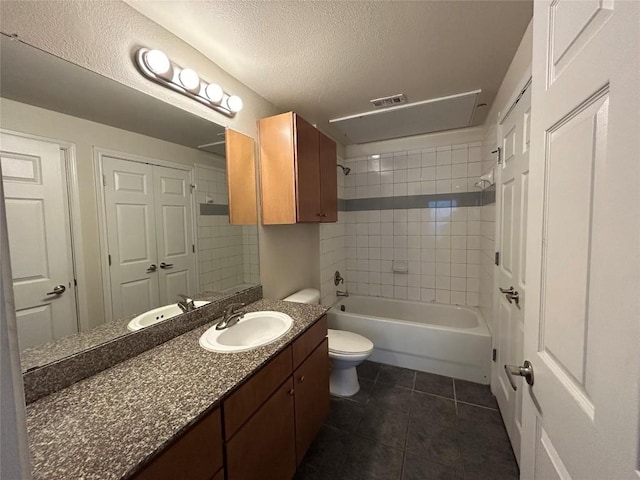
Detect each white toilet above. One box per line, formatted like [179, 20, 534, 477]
[283, 288, 374, 397]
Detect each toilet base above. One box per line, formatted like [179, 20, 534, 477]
[329, 366, 360, 397]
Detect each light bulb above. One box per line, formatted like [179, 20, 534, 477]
[144, 50, 171, 78]
[226, 95, 243, 113]
[205, 83, 224, 104]
[179, 68, 200, 92]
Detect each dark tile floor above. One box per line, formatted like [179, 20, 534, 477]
[295, 361, 519, 480]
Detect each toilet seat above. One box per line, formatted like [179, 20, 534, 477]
[328, 329, 374, 356]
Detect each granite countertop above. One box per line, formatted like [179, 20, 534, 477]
[26, 299, 329, 480]
[20, 290, 230, 372]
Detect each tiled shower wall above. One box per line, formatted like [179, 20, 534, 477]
[319, 156, 347, 305]
[340, 141, 488, 306]
[195, 164, 259, 293]
[479, 126, 498, 330]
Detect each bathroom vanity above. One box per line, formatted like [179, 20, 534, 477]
[25, 299, 329, 479]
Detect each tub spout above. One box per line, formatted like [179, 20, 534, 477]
[336, 290, 349, 297]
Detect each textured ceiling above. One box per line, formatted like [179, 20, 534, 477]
[126, 0, 532, 144]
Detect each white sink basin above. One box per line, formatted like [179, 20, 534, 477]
[127, 301, 210, 331]
[199, 311, 293, 353]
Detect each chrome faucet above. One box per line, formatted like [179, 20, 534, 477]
[336, 290, 349, 297]
[216, 303, 245, 330]
[177, 294, 196, 313]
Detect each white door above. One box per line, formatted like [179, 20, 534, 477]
[493, 84, 531, 464]
[0, 133, 77, 350]
[521, 1, 640, 479]
[153, 165, 196, 304]
[102, 156, 159, 320]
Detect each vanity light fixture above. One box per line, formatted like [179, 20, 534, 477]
[135, 47, 243, 117]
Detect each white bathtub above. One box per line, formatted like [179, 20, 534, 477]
[328, 296, 491, 384]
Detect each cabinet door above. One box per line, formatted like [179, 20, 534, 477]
[318, 132, 337, 222]
[294, 114, 321, 222]
[133, 408, 223, 480]
[226, 378, 296, 480]
[294, 339, 330, 464]
[226, 128, 257, 225]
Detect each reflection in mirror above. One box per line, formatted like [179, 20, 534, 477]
[0, 35, 259, 371]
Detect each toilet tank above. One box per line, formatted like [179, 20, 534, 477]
[283, 288, 320, 305]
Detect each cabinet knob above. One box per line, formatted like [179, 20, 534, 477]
[316, 213, 322, 217]
[299, 376, 305, 383]
[321, 214, 327, 217]
[288, 388, 295, 396]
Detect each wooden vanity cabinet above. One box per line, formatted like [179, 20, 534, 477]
[131, 316, 328, 480]
[258, 112, 337, 224]
[223, 315, 329, 478]
[226, 378, 297, 480]
[132, 407, 223, 480]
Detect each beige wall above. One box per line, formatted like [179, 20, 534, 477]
[1, 0, 330, 305]
[1, 98, 225, 329]
[483, 20, 533, 128]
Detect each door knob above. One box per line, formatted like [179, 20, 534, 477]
[160, 262, 173, 269]
[504, 360, 534, 391]
[46, 284, 66, 295]
[506, 291, 520, 308]
[147, 264, 157, 273]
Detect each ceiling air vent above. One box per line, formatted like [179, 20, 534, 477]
[370, 93, 406, 108]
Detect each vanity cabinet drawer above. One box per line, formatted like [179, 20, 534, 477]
[133, 407, 223, 480]
[226, 377, 297, 480]
[223, 345, 292, 440]
[292, 315, 328, 369]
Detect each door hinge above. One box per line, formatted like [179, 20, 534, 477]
[492, 147, 502, 164]
[192, 244, 195, 253]
[102, 174, 107, 187]
[495, 252, 500, 266]
[108, 254, 111, 266]
[73, 278, 78, 287]
[492, 349, 497, 362]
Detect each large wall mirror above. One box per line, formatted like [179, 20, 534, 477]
[0, 35, 260, 371]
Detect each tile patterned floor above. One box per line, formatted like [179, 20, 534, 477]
[295, 361, 519, 480]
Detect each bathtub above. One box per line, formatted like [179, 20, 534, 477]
[328, 296, 491, 384]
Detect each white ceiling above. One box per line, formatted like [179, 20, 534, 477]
[126, 1, 532, 144]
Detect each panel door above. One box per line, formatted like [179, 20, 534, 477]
[294, 114, 321, 222]
[102, 156, 159, 320]
[493, 85, 531, 463]
[0, 133, 77, 349]
[153, 164, 195, 304]
[522, 1, 640, 478]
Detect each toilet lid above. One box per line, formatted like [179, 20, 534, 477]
[328, 329, 374, 355]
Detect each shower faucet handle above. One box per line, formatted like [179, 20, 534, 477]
[334, 271, 345, 286]
[499, 286, 515, 294]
